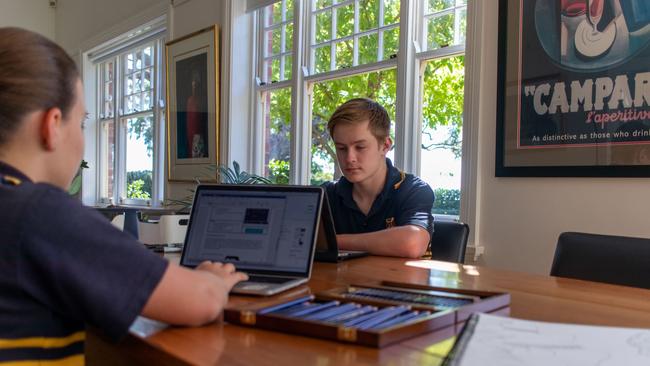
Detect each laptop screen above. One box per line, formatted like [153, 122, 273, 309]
[180, 184, 323, 276]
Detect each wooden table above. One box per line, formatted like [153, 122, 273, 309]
[86, 256, 650, 365]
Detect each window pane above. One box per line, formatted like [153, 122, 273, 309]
[100, 120, 115, 200]
[314, 0, 332, 9]
[105, 61, 114, 81]
[382, 27, 399, 60]
[265, 28, 282, 56]
[315, 9, 332, 43]
[125, 74, 134, 95]
[126, 53, 134, 73]
[427, 13, 455, 50]
[420, 56, 464, 216]
[314, 45, 331, 73]
[285, 0, 294, 21]
[426, 0, 455, 13]
[285, 23, 294, 53]
[271, 2, 283, 24]
[310, 68, 397, 185]
[358, 32, 378, 65]
[335, 39, 353, 69]
[336, 4, 354, 39]
[134, 71, 142, 93]
[358, 0, 379, 31]
[383, 0, 400, 25]
[262, 88, 292, 184]
[104, 82, 114, 118]
[284, 55, 293, 80]
[271, 57, 281, 82]
[126, 116, 153, 199]
[143, 47, 153, 67]
[136, 50, 143, 70]
[457, 7, 467, 45]
[143, 68, 152, 91]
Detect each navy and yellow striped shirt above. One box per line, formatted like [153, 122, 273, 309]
[0, 162, 168, 365]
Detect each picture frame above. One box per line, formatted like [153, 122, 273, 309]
[166, 25, 220, 182]
[496, 0, 650, 177]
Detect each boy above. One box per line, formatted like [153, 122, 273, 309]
[322, 98, 434, 258]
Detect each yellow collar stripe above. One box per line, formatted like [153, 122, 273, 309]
[0, 354, 83, 366]
[393, 171, 406, 190]
[0, 332, 85, 349]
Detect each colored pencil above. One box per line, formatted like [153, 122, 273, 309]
[258, 295, 315, 315]
[370, 311, 432, 330]
[302, 303, 359, 321]
[354, 306, 410, 330]
[285, 301, 339, 317]
[326, 305, 377, 323]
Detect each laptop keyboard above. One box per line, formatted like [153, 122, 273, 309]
[246, 275, 294, 284]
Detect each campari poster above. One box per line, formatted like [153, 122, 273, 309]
[496, 0, 650, 176]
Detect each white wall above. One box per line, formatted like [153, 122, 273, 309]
[471, 1, 650, 275]
[0, 0, 55, 38]
[55, 0, 164, 54]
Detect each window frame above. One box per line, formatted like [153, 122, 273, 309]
[251, 0, 475, 224]
[93, 30, 166, 207]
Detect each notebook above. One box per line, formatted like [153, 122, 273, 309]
[314, 194, 368, 262]
[180, 184, 323, 296]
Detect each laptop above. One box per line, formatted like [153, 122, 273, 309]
[314, 194, 369, 262]
[180, 184, 323, 296]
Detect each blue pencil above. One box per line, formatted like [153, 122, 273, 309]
[354, 306, 410, 330]
[326, 305, 377, 323]
[258, 295, 315, 315]
[373, 311, 431, 329]
[343, 306, 407, 327]
[370, 311, 432, 330]
[302, 303, 359, 321]
[286, 301, 339, 317]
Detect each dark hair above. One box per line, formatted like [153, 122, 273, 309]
[327, 98, 391, 143]
[0, 27, 79, 145]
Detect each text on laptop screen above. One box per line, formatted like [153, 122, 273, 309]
[182, 189, 320, 274]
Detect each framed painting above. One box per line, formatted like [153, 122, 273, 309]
[496, 0, 650, 177]
[166, 25, 220, 181]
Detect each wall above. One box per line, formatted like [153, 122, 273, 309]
[53, 0, 254, 205]
[0, 0, 55, 38]
[472, 0, 650, 275]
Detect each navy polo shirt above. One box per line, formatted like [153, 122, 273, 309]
[322, 158, 434, 239]
[0, 161, 168, 364]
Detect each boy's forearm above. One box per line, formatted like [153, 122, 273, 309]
[337, 225, 430, 258]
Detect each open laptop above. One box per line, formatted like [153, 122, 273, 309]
[180, 184, 323, 296]
[314, 194, 368, 262]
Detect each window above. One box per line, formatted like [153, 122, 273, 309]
[418, 0, 467, 217]
[257, 0, 295, 183]
[253, 0, 468, 217]
[96, 32, 166, 206]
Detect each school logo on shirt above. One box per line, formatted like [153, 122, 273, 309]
[385, 217, 395, 228]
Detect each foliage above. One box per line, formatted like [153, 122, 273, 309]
[68, 160, 90, 196]
[217, 161, 272, 184]
[432, 188, 460, 216]
[127, 170, 152, 198]
[268, 159, 290, 184]
[164, 161, 271, 213]
[127, 116, 153, 157]
[127, 179, 151, 199]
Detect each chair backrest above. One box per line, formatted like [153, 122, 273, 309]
[550, 232, 650, 289]
[429, 221, 470, 263]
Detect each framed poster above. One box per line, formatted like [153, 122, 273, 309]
[166, 25, 220, 182]
[496, 0, 650, 177]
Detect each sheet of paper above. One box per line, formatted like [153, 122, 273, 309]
[447, 313, 650, 366]
[129, 316, 169, 338]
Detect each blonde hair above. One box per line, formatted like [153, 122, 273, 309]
[327, 98, 390, 143]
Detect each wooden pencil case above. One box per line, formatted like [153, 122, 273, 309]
[224, 281, 510, 348]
